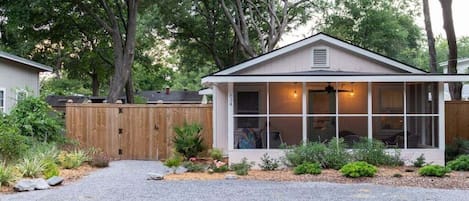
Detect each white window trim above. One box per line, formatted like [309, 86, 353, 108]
[0, 88, 5, 113]
[311, 46, 330, 68]
[15, 88, 28, 102]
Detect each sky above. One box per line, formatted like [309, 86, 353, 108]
[280, 0, 469, 46]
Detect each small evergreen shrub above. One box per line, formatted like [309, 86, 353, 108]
[182, 161, 206, 172]
[412, 154, 426, 167]
[173, 122, 205, 159]
[340, 161, 378, 178]
[230, 158, 254, 176]
[90, 152, 111, 168]
[352, 139, 403, 166]
[209, 148, 224, 161]
[17, 157, 45, 178]
[418, 165, 451, 177]
[259, 153, 280, 171]
[447, 155, 469, 171]
[293, 162, 322, 175]
[0, 163, 15, 186]
[42, 160, 60, 179]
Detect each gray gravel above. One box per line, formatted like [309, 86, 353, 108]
[1, 160, 468, 201]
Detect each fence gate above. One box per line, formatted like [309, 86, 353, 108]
[66, 104, 213, 160]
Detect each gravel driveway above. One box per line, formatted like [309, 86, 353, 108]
[1, 160, 467, 201]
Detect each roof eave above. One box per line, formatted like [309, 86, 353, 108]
[0, 51, 53, 72]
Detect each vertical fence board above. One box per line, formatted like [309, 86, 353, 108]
[446, 101, 469, 145]
[66, 104, 212, 160]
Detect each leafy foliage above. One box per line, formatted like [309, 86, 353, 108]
[9, 96, 64, 142]
[230, 158, 254, 176]
[173, 122, 205, 159]
[182, 161, 206, 173]
[340, 162, 378, 178]
[352, 139, 403, 166]
[0, 163, 16, 186]
[0, 119, 29, 161]
[447, 155, 469, 171]
[58, 150, 89, 169]
[413, 154, 426, 168]
[324, 138, 351, 170]
[164, 155, 183, 169]
[446, 138, 469, 162]
[16, 157, 45, 178]
[293, 162, 322, 175]
[259, 153, 280, 171]
[418, 165, 451, 177]
[209, 148, 224, 161]
[42, 160, 60, 179]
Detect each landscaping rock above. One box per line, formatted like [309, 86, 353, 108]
[224, 174, 238, 180]
[147, 172, 164, 180]
[47, 176, 64, 186]
[175, 166, 188, 174]
[14, 179, 50, 192]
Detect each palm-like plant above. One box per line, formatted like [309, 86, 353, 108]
[172, 122, 204, 159]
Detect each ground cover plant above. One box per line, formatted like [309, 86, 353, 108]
[419, 165, 451, 177]
[340, 161, 378, 178]
[230, 158, 254, 176]
[293, 162, 321, 175]
[447, 155, 469, 171]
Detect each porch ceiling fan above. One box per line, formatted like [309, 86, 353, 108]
[309, 83, 352, 93]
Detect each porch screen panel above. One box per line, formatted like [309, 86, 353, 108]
[233, 117, 267, 149]
[269, 117, 302, 147]
[406, 117, 439, 148]
[406, 82, 438, 114]
[372, 83, 404, 114]
[307, 117, 336, 143]
[338, 82, 367, 114]
[372, 117, 404, 148]
[269, 83, 302, 114]
[338, 117, 367, 146]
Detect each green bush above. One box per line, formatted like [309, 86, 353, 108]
[42, 160, 60, 179]
[90, 152, 111, 168]
[293, 162, 322, 175]
[259, 153, 280, 171]
[447, 155, 469, 171]
[26, 142, 60, 164]
[324, 138, 350, 169]
[0, 121, 29, 161]
[412, 154, 426, 168]
[418, 165, 451, 177]
[340, 161, 378, 178]
[58, 150, 89, 169]
[230, 158, 254, 176]
[284, 142, 328, 167]
[0, 162, 16, 186]
[164, 155, 182, 170]
[352, 139, 403, 166]
[446, 138, 469, 162]
[209, 148, 224, 161]
[17, 157, 45, 178]
[173, 122, 205, 159]
[182, 161, 206, 172]
[9, 96, 64, 143]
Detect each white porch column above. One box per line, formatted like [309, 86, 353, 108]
[228, 83, 234, 150]
[302, 82, 307, 144]
[367, 82, 372, 139]
[438, 82, 445, 151]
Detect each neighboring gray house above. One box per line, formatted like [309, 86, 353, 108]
[138, 88, 204, 104]
[0, 51, 52, 113]
[440, 58, 469, 100]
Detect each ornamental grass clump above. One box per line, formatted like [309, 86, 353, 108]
[447, 155, 469, 171]
[259, 153, 280, 171]
[293, 162, 322, 175]
[16, 157, 45, 178]
[340, 161, 377, 178]
[230, 158, 255, 176]
[418, 165, 451, 177]
[0, 162, 16, 186]
[58, 150, 89, 169]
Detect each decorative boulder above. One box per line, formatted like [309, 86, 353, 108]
[14, 179, 50, 192]
[224, 174, 238, 180]
[147, 172, 164, 180]
[34, 179, 50, 190]
[47, 176, 64, 186]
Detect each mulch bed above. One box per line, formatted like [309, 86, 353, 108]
[166, 166, 469, 189]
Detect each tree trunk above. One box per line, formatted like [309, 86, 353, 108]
[439, 0, 462, 100]
[125, 71, 135, 103]
[423, 0, 437, 73]
[91, 72, 100, 96]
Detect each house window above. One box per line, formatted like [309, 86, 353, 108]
[16, 89, 28, 102]
[0, 89, 4, 113]
[312, 47, 329, 68]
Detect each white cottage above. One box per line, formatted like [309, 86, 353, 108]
[202, 33, 469, 165]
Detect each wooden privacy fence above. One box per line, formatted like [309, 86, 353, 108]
[445, 101, 469, 144]
[66, 103, 212, 160]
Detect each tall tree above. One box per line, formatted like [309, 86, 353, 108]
[439, 0, 461, 100]
[423, 0, 437, 73]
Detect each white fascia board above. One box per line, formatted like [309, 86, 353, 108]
[214, 34, 424, 75]
[203, 75, 469, 83]
[198, 88, 213, 95]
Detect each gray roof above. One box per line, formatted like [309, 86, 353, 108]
[139, 90, 203, 103]
[0, 51, 53, 72]
[45, 95, 89, 107]
[274, 70, 372, 75]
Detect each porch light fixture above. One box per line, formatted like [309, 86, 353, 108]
[293, 83, 298, 98]
[349, 82, 355, 97]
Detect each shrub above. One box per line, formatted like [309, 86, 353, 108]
[58, 150, 89, 169]
[9, 96, 64, 143]
[90, 152, 111, 168]
[209, 148, 224, 161]
[284, 142, 327, 167]
[259, 153, 280, 171]
[164, 155, 183, 173]
[418, 165, 451, 177]
[17, 157, 45, 178]
[293, 162, 322, 175]
[0, 122, 29, 161]
[446, 138, 469, 162]
[42, 160, 60, 179]
[352, 139, 403, 166]
[26, 142, 60, 164]
[324, 138, 351, 169]
[173, 122, 205, 159]
[0, 163, 16, 186]
[230, 158, 254, 176]
[412, 154, 426, 168]
[340, 161, 378, 178]
[447, 155, 469, 171]
[182, 161, 206, 172]
[208, 160, 229, 173]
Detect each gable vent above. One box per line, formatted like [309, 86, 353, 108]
[312, 48, 329, 67]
